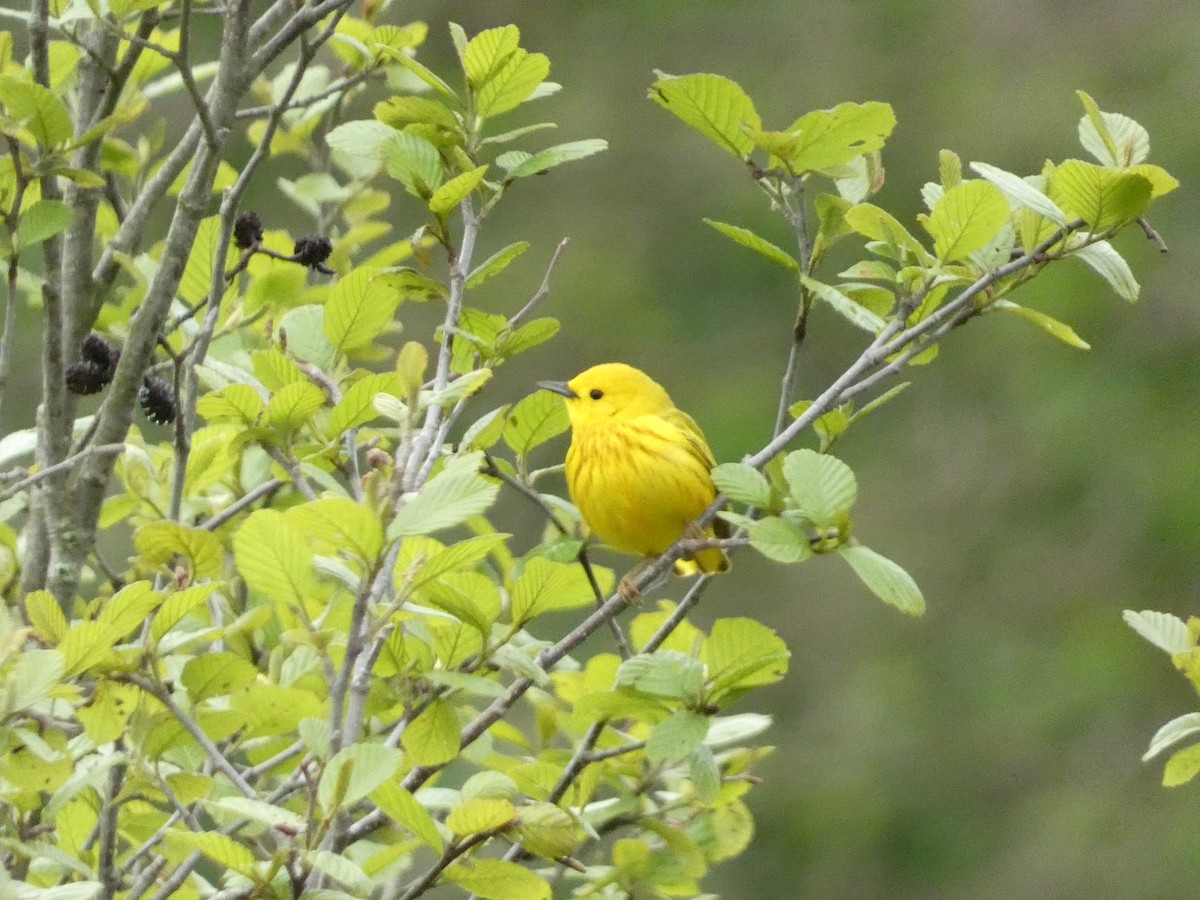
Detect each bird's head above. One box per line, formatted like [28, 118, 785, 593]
[538, 362, 674, 428]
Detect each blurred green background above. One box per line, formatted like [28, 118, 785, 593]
[8, 0, 1199, 896]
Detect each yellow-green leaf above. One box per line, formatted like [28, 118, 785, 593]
[372, 781, 444, 852]
[25, 589, 67, 642]
[921, 180, 1010, 261]
[197, 384, 264, 425]
[990, 300, 1090, 349]
[286, 497, 383, 563]
[703, 219, 798, 270]
[324, 267, 405, 353]
[266, 381, 326, 430]
[649, 72, 760, 157]
[445, 797, 517, 837]
[445, 859, 551, 900]
[401, 699, 460, 766]
[475, 48, 550, 118]
[233, 509, 316, 608]
[429, 165, 488, 216]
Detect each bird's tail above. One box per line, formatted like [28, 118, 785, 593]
[673, 518, 731, 576]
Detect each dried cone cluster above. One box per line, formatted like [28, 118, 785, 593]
[65, 334, 119, 395]
[138, 376, 177, 426]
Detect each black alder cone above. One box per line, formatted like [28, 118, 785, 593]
[234, 211, 264, 250]
[65, 360, 109, 395]
[80, 333, 119, 383]
[139, 376, 177, 426]
[293, 235, 334, 274]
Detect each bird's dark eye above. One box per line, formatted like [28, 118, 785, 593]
[589, 388, 603, 400]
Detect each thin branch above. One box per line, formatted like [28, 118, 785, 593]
[1138, 216, 1168, 253]
[397, 832, 497, 900]
[263, 445, 318, 501]
[0, 443, 126, 502]
[199, 478, 283, 530]
[507, 237, 569, 329]
[235, 68, 378, 120]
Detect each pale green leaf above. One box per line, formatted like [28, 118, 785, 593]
[165, 831, 257, 877]
[467, 241, 529, 288]
[6, 649, 64, 713]
[328, 372, 404, 435]
[325, 119, 395, 171]
[503, 390, 569, 456]
[744, 515, 812, 564]
[497, 317, 559, 358]
[511, 557, 597, 624]
[0, 75, 72, 146]
[799, 275, 884, 333]
[1123, 609, 1190, 654]
[782, 448, 857, 524]
[843, 203, 932, 263]
[151, 584, 217, 640]
[372, 781, 444, 851]
[266, 381, 327, 430]
[615, 651, 705, 704]
[710, 463, 772, 508]
[838, 543, 925, 616]
[16, 199, 72, 247]
[504, 139, 608, 179]
[445, 859, 551, 900]
[703, 219, 798, 270]
[390, 452, 499, 537]
[969, 161, 1068, 225]
[319, 743, 404, 814]
[704, 617, 790, 697]
[324, 267, 404, 352]
[303, 850, 372, 896]
[279, 305, 336, 369]
[233, 509, 316, 607]
[401, 699, 461, 766]
[381, 131, 444, 198]
[516, 802, 578, 860]
[989, 300, 1090, 349]
[446, 797, 517, 836]
[1071, 239, 1139, 302]
[646, 710, 710, 764]
[689, 743, 721, 802]
[26, 589, 68, 642]
[1163, 743, 1200, 788]
[1144, 713, 1200, 762]
[1077, 91, 1148, 167]
[649, 72, 760, 157]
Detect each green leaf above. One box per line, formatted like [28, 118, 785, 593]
[376, 45, 460, 101]
[133, 523, 224, 579]
[390, 452, 499, 537]
[800, 275, 885, 333]
[851, 382, 911, 423]
[516, 802, 577, 860]
[989, 300, 1090, 350]
[374, 95, 460, 131]
[0, 76, 72, 146]
[6, 649, 64, 713]
[744, 516, 812, 564]
[649, 72, 761, 157]
[165, 831, 257, 878]
[503, 139, 608, 179]
[616, 651, 705, 704]
[769, 101, 896, 172]
[646, 710, 710, 764]
[233, 509, 316, 608]
[232, 683, 325, 738]
[969, 161, 1068, 225]
[319, 743, 404, 814]
[197, 384, 264, 425]
[704, 618, 790, 697]
[703, 219, 798, 270]
[920, 180, 1010, 261]
[1123, 609, 1190, 654]
[1077, 90, 1148, 167]
[843, 203, 932, 263]
[463, 25, 520, 86]
[467, 241, 529, 287]
[420, 571, 501, 635]
[429, 164, 488, 215]
[462, 771, 520, 802]
[178, 215, 235, 306]
[475, 47, 550, 118]
[181, 652, 259, 701]
[325, 119, 396, 172]
[710, 462, 772, 508]
[324, 267, 404, 353]
[372, 781, 444, 851]
[207, 796, 306, 832]
[279, 305, 336, 369]
[26, 589, 68, 642]
[151, 584, 217, 640]
[511, 557, 597, 624]
[1143, 713, 1200, 762]
[266, 381, 326, 430]
[1163, 743, 1200, 788]
[381, 131, 444, 198]
[302, 850, 372, 896]
[16, 199, 72, 248]
[503, 390, 569, 456]
[498, 317, 560, 358]
[1049, 160, 1153, 230]
[446, 797, 517, 836]
[77, 681, 143, 744]
[838, 543, 925, 616]
[328, 373, 403, 435]
[782, 448, 857, 525]
[1071, 239, 1139, 302]
[287, 497, 383, 562]
[401, 699, 461, 766]
[445, 859, 551, 900]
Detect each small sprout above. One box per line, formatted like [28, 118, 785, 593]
[233, 210, 264, 250]
[139, 376, 177, 425]
[366, 447, 391, 471]
[293, 235, 334, 274]
[65, 360, 109, 395]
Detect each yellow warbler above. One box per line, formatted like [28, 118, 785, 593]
[538, 362, 730, 577]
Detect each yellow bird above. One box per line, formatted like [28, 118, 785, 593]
[538, 363, 730, 581]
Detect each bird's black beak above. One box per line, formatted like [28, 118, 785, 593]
[537, 380, 577, 399]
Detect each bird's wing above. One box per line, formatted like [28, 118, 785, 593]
[659, 407, 717, 471]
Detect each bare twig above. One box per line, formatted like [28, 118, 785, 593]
[199, 478, 284, 530]
[507, 237, 570, 329]
[0, 443, 126, 502]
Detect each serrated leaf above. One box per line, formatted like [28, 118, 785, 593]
[504, 139, 608, 179]
[16, 199, 72, 247]
[1071, 239, 1139, 302]
[838, 543, 924, 615]
[1123, 609, 1190, 653]
[710, 463, 772, 508]
[324, 267, 404, 353]
[325, 119, 396, 171]
[498, 317, 559, 358]
[616, 651, 705, 704]
[503, 390, 569, 456]
[429, 164, 488, 215]
[381, 131, 444, 198]
[516, 801, 577, 860]
[266, 380, 326, 430]
[25, 589, 67, 642]
[165, 831, 257, 878]
[151, 584, 217, 640]
[372, 781, 444, 851]
[445, 859, 551, 900]
[969, 161, 1068, 225]
[390, 452, 499, 537]
[475, 48, 550, 118]
[770, 101, 896, 172]
[182, 652, 259, 702]
[1143, 713, 1200, 762]
[799, 275, 884, 334]
[234, 509, 316, 608]
[377, 44, 459, 100]
[1077, 91, 1148, 167]
[319, 743, 404, 814]
[649, 72, 760, 157]
[704, 219, 798, 270]
[279, 305, 336, 369]
[467, 241, 529, 287]
[843, 203, 932, 263]
[446, 797, 517, 836]
[705, 618, 789, 697]
[463, 25, 520, 86]
[921, 180, 1010, 261]
[646, 710, 710, 764]
[744, 516, 812, 564]
[289, 497, 383, 563]
[6, 649, 64, 713]
[782, 449, 857, 524]
[197, 384, 264, 425]
[328, 372, 404, 434]
[402, 700, 461, 766]
[0, 75, 72, 146]
[989, 300, 1090, 349]
[511, 557, 597, 624]
[1050, 160, 1152, 230]
[304, 850, 372, 896]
